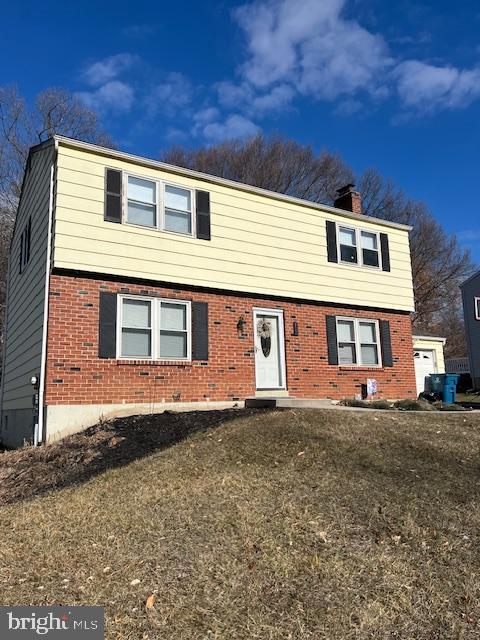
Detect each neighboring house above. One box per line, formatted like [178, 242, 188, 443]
[461, 271, 480, 388]
[412, 330, 446, 396]
[0, 136, 416, 447]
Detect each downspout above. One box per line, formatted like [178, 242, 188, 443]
[35, 144, 57, 445]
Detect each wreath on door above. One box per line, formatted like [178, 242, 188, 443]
[257, 319, 272, 357]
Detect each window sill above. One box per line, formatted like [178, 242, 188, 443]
[338, 366, 383, 371]
[115, 359, 192, 367]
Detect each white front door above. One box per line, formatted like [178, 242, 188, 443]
[254, 309, 286, 390]
[414, 349, 436, 395]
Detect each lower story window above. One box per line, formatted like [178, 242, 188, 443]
[119, 296, 191, 360]
[336, 317, 380, 366]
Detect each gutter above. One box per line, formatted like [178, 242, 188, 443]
[53, 135, 413, 233]
[35, 142, 57, 445]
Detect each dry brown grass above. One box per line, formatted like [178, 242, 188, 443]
[0, 408, 479, 639]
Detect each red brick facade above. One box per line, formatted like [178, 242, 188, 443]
[44, 273, 416, 406]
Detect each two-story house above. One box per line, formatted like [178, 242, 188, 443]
[461, 270, 480, 389]
[0, 136, 416, 447]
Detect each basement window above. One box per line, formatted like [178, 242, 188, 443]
[336, 317, 381, 366]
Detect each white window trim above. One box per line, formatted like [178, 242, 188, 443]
[336, 316, 382, 367]
[336, 223, 382, 270]
[116, 294, 192, 361]
[124, 174, 158, 229]
[123, 171, 195, 238]
[475, 297, 480, 320]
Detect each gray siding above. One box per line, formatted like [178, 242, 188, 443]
[0, 144, 54, 446]
[461, 273, 480, 388]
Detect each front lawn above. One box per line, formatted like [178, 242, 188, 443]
[0, 408, 479, 639]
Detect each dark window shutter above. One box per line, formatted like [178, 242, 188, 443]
[192, 301, 208, 360]
[379, 320, 393, 367]
[196, 190, 211, 240]
[326, 315, 338, 365]
[105, 169, 122, 223]
[326, 221, 338, 263]
[99, 292, 117, 358]
[380, 233, 390, 272]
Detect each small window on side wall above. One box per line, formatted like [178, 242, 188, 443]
[475, 297, 480, 320]
[19, 217, 31, 274]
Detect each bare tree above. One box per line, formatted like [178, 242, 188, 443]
[163, 134, 354, 204]
[163, 136, 475, 341]
[0, 85, 113, 349]
[0, 85, 113, 213]
[359, 168, 473, 329]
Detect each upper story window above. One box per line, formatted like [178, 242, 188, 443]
[124, 173, 194, 236]
[118, 295, 191, 360]
[336, 317, 381, 366]
[361, 231, 380, 267]
[127, 177, 157, 228]
[19, 217, 31, 274]
[475, 297, 480, 320]
[164, 185, 192, 235]
[337, 224, 381, 269]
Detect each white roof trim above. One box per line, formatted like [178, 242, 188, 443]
[53, 135, 413, 232]
[413, 334, 446, 344]
[460, 269, 480, 288]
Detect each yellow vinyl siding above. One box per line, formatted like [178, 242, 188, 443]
[413, 337, 446, 373]
[54, 143, 414, 311]
[1, 145, 53, 412]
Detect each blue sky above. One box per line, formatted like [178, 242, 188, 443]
[1, 0, 479, 260]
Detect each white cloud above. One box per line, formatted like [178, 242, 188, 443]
[201, 114, 260, 142]
[231, 0, 480, 118]
[395, 60, 480, 112]
[251, 84, 295, 113]
[76, 81, 134, 112]
[82, 53, 138, 86]
[234, 0, 391, 100]
[146, 72, 193, 117]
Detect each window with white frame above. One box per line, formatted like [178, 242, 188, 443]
[121, 298, 152, 357]
[124, 173, 194, 236]
[164, 184, 192, 235]
[119, 296, 191, 360]
[159, 301, 189, 358]
[336, 317, 380, 366]
[127, 176, 157, 228]
[338, 226, 357, 264]
[475, 297, 480, 320]
[360, 230, 380, 267]
[338, 224, 381, 268]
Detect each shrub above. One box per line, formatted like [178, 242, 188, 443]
[339, 398, 370, 408]
[433, 402, 467, 412]
[394, 398, 436, 412]
[370, 399, 394, 410]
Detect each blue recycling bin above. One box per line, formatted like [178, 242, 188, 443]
[442, 374, 459, 404]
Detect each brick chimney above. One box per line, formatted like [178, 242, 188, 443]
[334, 184, 362, 214]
